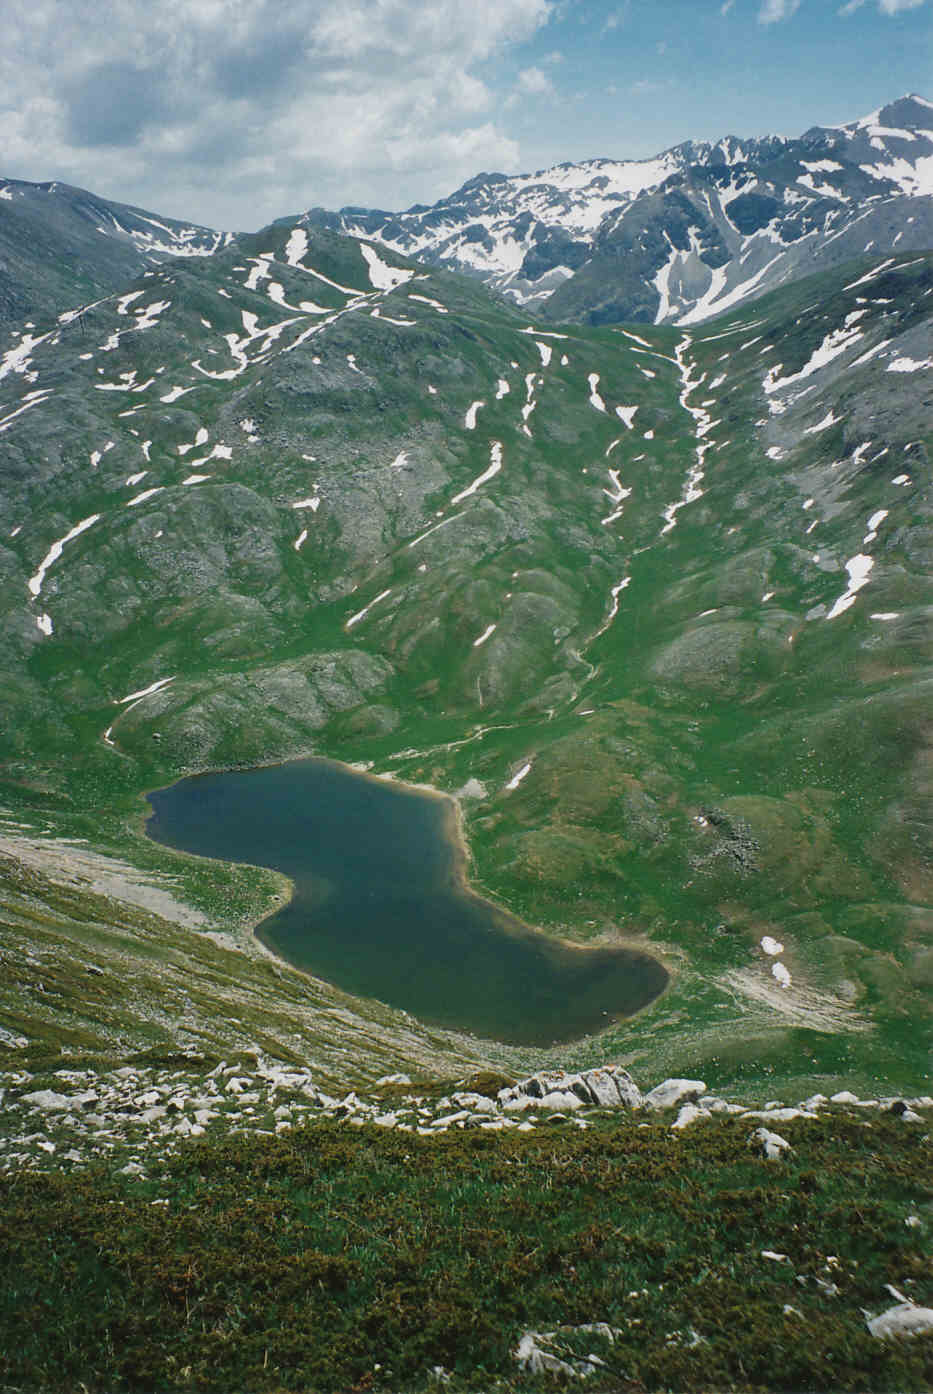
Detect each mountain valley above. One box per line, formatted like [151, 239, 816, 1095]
[1, 87, 932, 1394]
[0, 189, 929, 1095]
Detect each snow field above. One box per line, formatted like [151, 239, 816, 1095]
[28, 515, 101, 600]
[347, 588, 392, 629]
[451, 442, 503, 506]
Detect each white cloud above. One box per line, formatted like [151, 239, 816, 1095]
[840, 0, 927, 11]
[758, 0, 802, 21]
[601, 4, 630, 34]
[721, 0, 736, 13]
[0, 0, 553, 228]
[517, 65, 554, 95]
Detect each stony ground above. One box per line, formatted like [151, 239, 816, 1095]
[2, 1055, 929, 1173]
[1, 1059, 930, 1393]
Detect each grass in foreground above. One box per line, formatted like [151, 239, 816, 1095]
[1, 1113, 930, 1393]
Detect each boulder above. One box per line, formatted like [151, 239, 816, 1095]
[504, 1066, 643, 1110]
[671, 1103, 707, 1130]
[451, 1091, 496, 1114]
[581, 1068, 622, 1108]
[867, 1303, 933, 1339]
[520, 1070, 575, 1100]
[742, 1107, 816, 1122]
[749, 1126, 791, 1160]
[604, 1066, 644, 1109]
[538, 1091, 585, 1112]
[21, 1090, 73, 1111]
[645, 1079, 707, 1111]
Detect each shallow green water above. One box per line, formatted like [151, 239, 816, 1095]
[146, 758, 668, 1046]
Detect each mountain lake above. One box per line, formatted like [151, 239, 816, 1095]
[146, 757, 668, 1046]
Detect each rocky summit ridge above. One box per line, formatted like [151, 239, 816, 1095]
[299, 94, 933, 326]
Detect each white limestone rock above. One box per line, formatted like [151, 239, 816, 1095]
[538, 1091, 585, 1113]
[21, 1090, 74, 1111]
[582, 1069, 622, 1108]
[671, 1103, 707, 1130]
[450, 1091, 496, 1114]
[867, 1303, 933, 1339]
[645, 1079, 707, 1111]
[501, 1065, 643, 1111]
[603, 1066, 644, 1109]
[521, 1070, 575, 1100]
[742, 1107, 816, 1122]
[749, 1126, 792, 1160]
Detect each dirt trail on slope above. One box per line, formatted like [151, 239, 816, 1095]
[0, 833, 208, 930]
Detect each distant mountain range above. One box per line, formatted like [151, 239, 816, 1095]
[298, 94, 933, 325]
[3, 95, 931, 333]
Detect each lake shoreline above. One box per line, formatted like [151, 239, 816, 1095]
[141, 752, 671, 1045]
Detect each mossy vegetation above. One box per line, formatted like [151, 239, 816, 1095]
[1, 1115, 930, 1392]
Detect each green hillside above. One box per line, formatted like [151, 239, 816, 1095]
[0, 224, 930, 1095]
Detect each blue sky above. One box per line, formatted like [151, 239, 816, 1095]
[1, 0, 931, 229]
[504, 0, 933, 169]
[502, 0, 931, 167]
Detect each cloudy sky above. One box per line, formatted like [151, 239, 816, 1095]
[2, 0, 931, 230]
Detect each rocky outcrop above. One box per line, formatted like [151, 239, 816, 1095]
[2, 1058, 930, 1176]
[497, 1065, 643, 1113]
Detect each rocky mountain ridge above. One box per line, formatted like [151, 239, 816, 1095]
[299, 94, 933, 325]
[0, 176, 227, 325]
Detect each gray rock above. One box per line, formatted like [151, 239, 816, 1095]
[749, 1126, 792, 1160]
[21, 1090, 73, 1111]
[742, 1107, 816, 1122]
[538, 1090, 584, 1113]
[645, 1079, 707, 1111]
[520, 1070, 574, 1100]
[671, 1103, 707, 1130]
[450, 1091, 496, 1114]
[606, 1067, 644, 1109]
[581, 1068, 623, 1108]
[867, 1303, 933, 1338]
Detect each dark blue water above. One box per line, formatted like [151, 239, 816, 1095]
[145, 758, 668, 1046]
